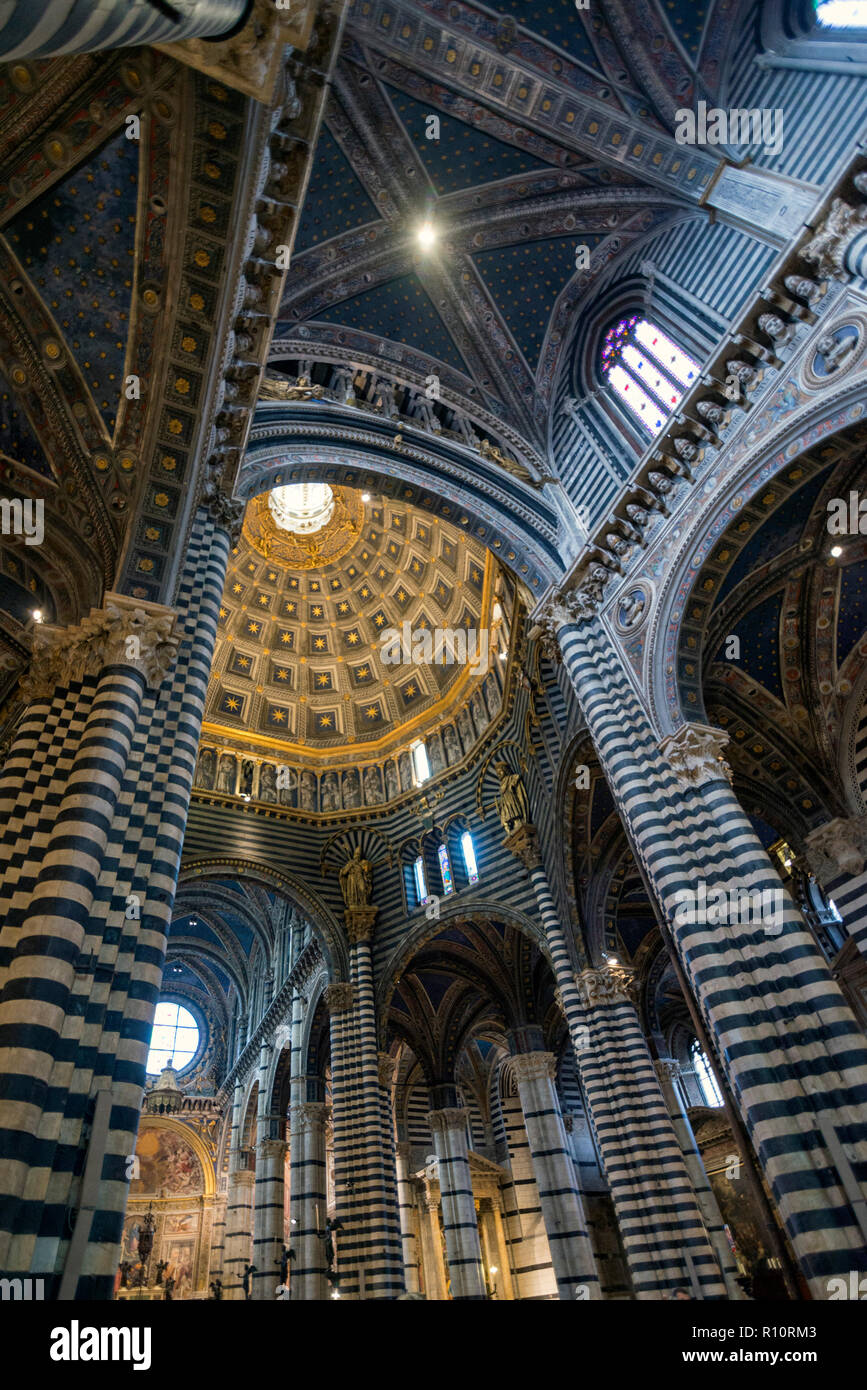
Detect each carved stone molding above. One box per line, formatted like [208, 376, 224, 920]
[20, 593, 179, 703]
[345, 905, 379, 945]
[654, 1058, 682, 1085]
[258, 1137, 288, 1161]
[289, 1101, 328, 1135]
[157, 0, 320, 104]
[577, 963, 637, 1008]
[504, 821, 542, 872]
[530, 577, 606, 656]
[323, 981, 354, 1014]
[805, 815, 867, 884]
[395, 1141, 413, 1163]
[428, 1107, 469, 1137]
[658, 722, 732, 789]
[511, 1051, 557, 1085]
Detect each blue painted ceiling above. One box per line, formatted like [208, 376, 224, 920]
[4, 126, 138, 435]
[485, 0, 605, 68]
[837, 557, 867, 668]
[0, 363, 50, 476]
[294, 124, 380, 252]
[714, 591, 784, 699]
[474, 235, 603, 369]
[383, 85, 552, 194]
[662, 0, 709, 58]
[312, 271, 471, 375]
[714, 465, 833, 608]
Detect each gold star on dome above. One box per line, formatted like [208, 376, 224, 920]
[365, 705, 379, 719]
[312, 605, 323, 617]
[258, 594, 269, 606]
[276, 668, 289, 681]
[338, 602, 349, 613]
[471, 567, 481, 582]
[374, 614, 385, 627]
[405, 684, 416, 697]
[226, 697, 239, 711]
[347, 632, 359, 644]
[248, 622, 260, 635]
[396, 589, 407, 602]
[280, 632, 292, 644]
[232, 583, 242, 594]
[411, 560, 421, 572]
[237, 656, 250, 668]
[358, 666, 370, 679]
[271, 708, 286, 722]
[360, 586, 370, 598]
[317, 674, 330, 687]
[319, 714, 332, 728]
[219, 606, 227, 618]
[314, 637, 325, 649]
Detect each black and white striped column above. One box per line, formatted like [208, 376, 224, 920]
[395, 1141, 421, 1293]
[428, 1106, 486, 1300]
[511, 1051, 601, 1300]
[252, 1137, 287, 1300]
[805, 816, 867, 958]
[288, 1102, 328, 1300]
[547, 592, 867, 1295]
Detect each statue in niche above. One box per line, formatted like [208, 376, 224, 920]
[471, 690, 489, 737]
[398, 751, 413, 792]
[814, 325, 860, 376]
[443, 724, 461, 765]
[458, 704, 474, 751]
[428, 730, 445, 774]
[240, 759, 255, 797]
[385, 760, 399, 802]
[299, 770, 317, 812]
[363, 765, 383, 805]
[216, 754, 236, 794]
[617, 588, 647, 631]
[195, 746, 216, 790]
[339, 846, 373, 908]
[343, 768, 360, 809]
[259, 763, 277, 803]
[494, 761, 530, 835]
[278, 768, 297, 807]
[321, 771, 340, 812]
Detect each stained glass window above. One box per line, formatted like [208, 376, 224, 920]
[815, 1, 867, 25]
[438, 843, 455, 895]
[146, 1001, 199, 1075]
[461, 830, 479, 885]
[413, 855, 427, 903]
[690, 1039, 724, 1108]
[601, 316, 699, 436]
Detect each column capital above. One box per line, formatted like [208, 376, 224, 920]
[228, 1165, 256, 1186]
[201, 481, 245, 544]
[428, 1107, 468, 1136]
[289, 1101, 328, 1134]
[503, 821, 542, 871]
[529, 576, 607, 656]
[654, 1058, 682, 1085]
[658, 722, 732, 789]
[805, 814, 867, 884]
[324, 981, 354, 1013]
[800, 196, 867, 280]
[345, 905, 379, 944]
[395, 1141, 414, 1163]
[511, 1051, 557, 1085]
[577, 963, 638, 1009]
[21, 593, 180, 702]
[378, 1052, 397, 1088]
[258, 1137, 288, 1161]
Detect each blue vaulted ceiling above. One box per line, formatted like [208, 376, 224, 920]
[714, 591, 784, 699]
[383, 85, 552, 194]
[714, 465, 834, 608]
[486, 0, 606, 68]
[295, 124, 380, 252]
[474, 235, 603, 369]
[0, 362, 50, 477]
[837, 558, 867, 668]
[312, 272, 471, 374]
[4, 126, 138, 435]
[662, 0, 710, 58]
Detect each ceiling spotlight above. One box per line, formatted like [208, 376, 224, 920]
[416, 220, 437, 251]
[242, 793, 251, 802]
[31, 609, 43, 623]
[499, 650, 507, 661]
[361, 492, 371, 502]
[831, 544, 843, 557]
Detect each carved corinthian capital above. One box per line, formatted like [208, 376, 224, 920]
[654, 1058, 682, 1085]
[658, 723, 732, 789]
[20, 594, 180, 703]
[529, 574, 607, 657]
[428, 1107, 468, 1137]
[800, 197, 867, 280]
[324, 981, 354, 1014]
[289, 1101, 327, 1135]
[202, 479, 246, 544]
[577, 963, 637, 1008]
[503, 822, 542, 872]
[511, 1052, 556, 1085]
[805, 815, 867, 884]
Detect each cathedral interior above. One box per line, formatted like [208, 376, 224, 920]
[3, 0, 867, 1309]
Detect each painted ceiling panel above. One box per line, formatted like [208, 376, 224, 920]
[485, 0, 604, 69]
[715, 591, 784, 699]
[294, 123, 380, 252]
[662, 0, 709, 59]
[311, 271, 471, 374]
[714, 466, 833, 608]
[4, 126, 138, 435]
[474, 235, 602, 369]
[837, 558, 867, 669]
[383, 85, 551, 194]
[0, 363, 50, 476]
